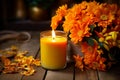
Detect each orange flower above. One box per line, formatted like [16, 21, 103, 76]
[51, 5, 67, 30]
[69, 18, 91, 43]
[73, 55, 84, 71]
[50, 15, 63, 30]
[50, 1, 120, 71]
[81, 42, 98, 54]
[80, 41, 107, 70]
[115, 9, 120, 25]
[97, 4, 115, 28]
[81, 42, 96, 63]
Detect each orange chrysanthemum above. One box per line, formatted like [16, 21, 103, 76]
[80, 42, 107, 70]
[81, 42, 98, 64]
[97, 3, 116, 28]
[73, 55, 84, 71]
[51, 5, 67, 30]
[69, 19, 91, 43]
[50, 1, 120, 71]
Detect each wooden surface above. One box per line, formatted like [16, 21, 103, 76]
[0, 31, 120, 80]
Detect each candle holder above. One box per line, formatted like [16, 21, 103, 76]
[40, 30, 67, 70]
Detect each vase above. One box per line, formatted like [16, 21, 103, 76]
[67, 41, 83, 63]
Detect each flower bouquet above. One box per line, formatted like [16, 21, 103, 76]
[50, 1, 120, 71]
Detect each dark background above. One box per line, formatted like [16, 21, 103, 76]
[0, 0, 120, 31]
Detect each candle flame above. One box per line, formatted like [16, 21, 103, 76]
[52, 30, 56, 40]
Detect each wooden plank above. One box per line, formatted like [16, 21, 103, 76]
[0, 31, 45, 80]
[0, 33, 24, 80]
[98, 63, 120, 80]
[0, 74, 22, 80]
[17, 31, 40, 56]
[22, 67, 46, 80]
[75, 69, 98, 80]
[85, 70, 98, 80]
[20, 31, 46, 80]
[22, 53, 46, 80]
[45, 63, 74, 80]
[69, 41, 99, 80]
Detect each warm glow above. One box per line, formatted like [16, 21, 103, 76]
[40, 30, 67, 69]
[52, 30, 56, 40]
[16, 10, 23, 17]
[32, 7, 39, 12]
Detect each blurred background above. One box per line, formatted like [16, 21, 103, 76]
[0, 0, 120, 30]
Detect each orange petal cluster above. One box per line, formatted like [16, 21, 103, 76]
[51, 1, 120, 71]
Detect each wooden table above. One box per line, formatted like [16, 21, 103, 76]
[0, 31, 120, 80]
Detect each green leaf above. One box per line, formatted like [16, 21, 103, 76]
[99, 42, 103, 48]
[94, 35, 99, 42]
[86, 37, 94, 46]
[90, 25, 95, 32]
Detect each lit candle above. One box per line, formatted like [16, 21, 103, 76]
[40, 30, 67, 70]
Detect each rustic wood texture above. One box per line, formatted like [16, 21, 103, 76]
[98, 63, 120, 80]
[45, 63, 74, 80]
[20, 31, 46, 80]
[0, 31, 46, 80]
[0, 33, 24, 80]
[0, 31, 120, 80]
[75, 69, 98, 80]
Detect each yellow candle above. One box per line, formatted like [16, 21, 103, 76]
[40, 30, 67, 70]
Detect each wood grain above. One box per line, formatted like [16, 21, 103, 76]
[75, 69, 98, 80]
[1, 31, 120, 80]
[0, 31, 45, 80]
[98, 63, 120, 80]
[45, 63, 74, 80]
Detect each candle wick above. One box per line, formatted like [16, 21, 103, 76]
[53, 37, 55, 40]
[52, 37, 56, 42]
[52, 30, 56, 41]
